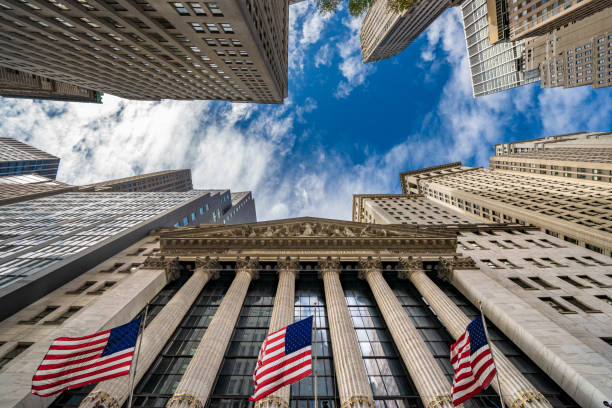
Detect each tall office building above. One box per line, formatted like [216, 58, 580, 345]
[1, 213, 611, 408]
[0, 66, 102, 103]
[81, 169, 194, 192]
[360, 0, 461, 62]
[521, 7, 612, 90]
[461, 0, 540, 97]
[0, 189, 256, 321]
[0, 0, 288, 103]
[0, 137, 60, 179]
[0, 174, 76, 205]
[400, 149, 612, 255]
[490, 131, 612, 181]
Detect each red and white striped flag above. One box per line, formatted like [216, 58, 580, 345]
[249, 316, 313, 401]
[31, 318, 141, 397]
[450, 316, 497, 406]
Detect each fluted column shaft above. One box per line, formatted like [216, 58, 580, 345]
[167, 260, 257, 408]
[80, 265, 215, 408]
[407, 270, 552, 408]
[361, 265, 456, 408]
[320, 259, 374, 408]
[255, 259, 298, 408]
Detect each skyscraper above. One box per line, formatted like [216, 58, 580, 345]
[461, 0, 540, 97]
[521, 7, 612, 90]
[0, 0, 288, 103]
[490, 131, 612, 181]
[0, 137, 60, 179]
[0, 189, 256, 320]
[0, 174, 76, 205]
[81, 169, 194, 192]
[360, 0, 461, 62]
[399, 132, 612, 255]
[0, 66, 102, 103]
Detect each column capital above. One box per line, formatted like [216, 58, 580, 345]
[236, 256, 260, 279]
[358, 256, 382, 280]
[195, 256, 220, 280]
[435, 256, 477, 282]
[142, 255, 181, 281]
[165, 257, 181, 282]
[167, 393, 204, 408]
[276, 256, 300, 277]
[398, 256, 423, 280]
[318, 256, 341, 278]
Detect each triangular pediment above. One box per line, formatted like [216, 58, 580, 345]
[160, 217, 455, 240]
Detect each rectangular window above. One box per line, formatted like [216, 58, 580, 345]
[467, 241, 485, 249]
[190, 22, 204, 32]
[596, 295, 612, 306]
[565, 257, 591, 266]
[205, 23, 219, 33]
[87, 281, 116, 295]
[172, 2, 189, 14]
[539, 297, 575, 314]
[188, 2, 205, 14]
[509, 277, 537, 290]
[524, 258, 547, 267]
[577, 275, 611, 288]
[582, 256, 608, 266]
[481, 259, 501, 268]
[540, 258, 566, 267]
[44, 306, 82, 325]
[498, 259, 518, 268]
[562, 296, 601, 313]
[529, 277, 560, 289]
[0, 343, 33, 371]
[503, 240, 525, 249]
[220, 23, 233, 33]
[19, 306, 59, 325]
[66, 281, 96, 294]
[559, 276, 590, 289]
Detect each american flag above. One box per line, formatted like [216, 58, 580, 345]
[450, 316, 497, 406]
[249, 316, 313, 401]
[31, 318, 141, 397]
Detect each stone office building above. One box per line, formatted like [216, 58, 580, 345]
[1, 215, 611, 408]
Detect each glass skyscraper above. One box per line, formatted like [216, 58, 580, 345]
[0, 137, 60, 179]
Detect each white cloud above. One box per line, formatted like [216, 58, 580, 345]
[334, 15, 375, 98]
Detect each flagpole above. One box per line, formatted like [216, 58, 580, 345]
[478, 300, 505, 408]
[128, 302, 149, 408]
[313, 301, 318, 408]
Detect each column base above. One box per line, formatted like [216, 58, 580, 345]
[425, 394, 452, 408]
[511, 391, 548, 408]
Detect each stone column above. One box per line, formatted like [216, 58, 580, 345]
[359, 257, 456, 408]
[167, 257, 260, 408]
[319, 257, 374, 408]
[400, 257, 552, 408]
[80, 257, 220, 408]
[255, 257, 299, 408]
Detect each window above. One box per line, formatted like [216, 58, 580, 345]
[467, 241, 486, 249]
[540, 258, 566, 267]
[602, 337, 612, 346]
[188, 2, 205, 14]
[44, 306, 82, 325]
[482, 259, 501, 268]
[524, 258, 547, 267]
[582, 256, 608, 266]
[220, 23, 233, 33]
[558, 276, 590, 289]
[206, 2, 222, 15]
[562, 297, 601, 313]
[100, 263, 124, 273]
[509, 277, 537, 290]
[183, 217, 189, 226]
[503, 240, 525, 249]
[529, 277, 559, 289]
[595, 295, 612, 306]
[19, 306, 59, 325]
[577, 275, 611, 288]
[66, 281, 96, 294]
[205, 23, 219, 33]
[87, 281, 116, 295]
[171, 2, 189, 14]
[539, 297, 575, 314]
[539, 239, 563, 248]
[498, 259, 518, 268]
[190, 22, 204, 32]
[565, 257, 591, 266]
[0, 343, 33, 371]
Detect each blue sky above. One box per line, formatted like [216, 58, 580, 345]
[1, 2, 611, 221]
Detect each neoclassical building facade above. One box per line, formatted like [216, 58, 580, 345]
[0, 217, 610, 408]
